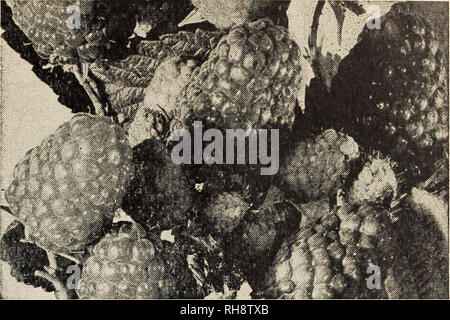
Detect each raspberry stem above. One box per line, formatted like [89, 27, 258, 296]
[46, 252, 58, 273]
[72, 64, 105, 116]
[57, 252, 81, 265]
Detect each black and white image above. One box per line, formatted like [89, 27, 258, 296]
[0, 0, 448, 300]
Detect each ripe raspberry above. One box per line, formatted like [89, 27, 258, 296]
[76, 223, 201, 299]
[122, 139, 193, 230]
[279, 129, 359, 202]
[1, 0, 93, 114]
[388, 1, 449, 65]
[174, 18, 302, 130]
[128, 57, 198, 146]
[90, 29, 224, 123]
[5, 0, 136, 64]
[0, 221, 77, 295]
[190, 0, 290, 29]
[204, 192, 249, 233]
[255, 203, 406, 299]
[5, 114, 133, 254]
[348, 157, 398, 205]
[330, 2, 448, 182]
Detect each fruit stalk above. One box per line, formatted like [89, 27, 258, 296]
[72, 65, 105, 115]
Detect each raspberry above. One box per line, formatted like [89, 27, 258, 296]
[5, 0, 136, 64]
[204, 192, 249, 233]
[174, 18, 302, 130]
[225, 201, 301, 288]
[329, 2, 448, 183]
[238, 202, 300, 259]
[279, 129, 359, 202]
[348, 157, 398, 205]
[90, 29, 224, 124]
[1, 1, 93, 114]
[254, 203, 406, 299]
[127, 57, 198, 146]
[76, 223, 201, 299]
[5, 114, 133, 254]
[396, 189, 449, 298]
[122, 139, 193, 230]
[127, 107, 172, 147]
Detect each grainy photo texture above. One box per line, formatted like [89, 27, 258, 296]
[0, 0, 448, 300]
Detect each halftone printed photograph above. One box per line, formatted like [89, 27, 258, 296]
[0, 0, 448, 303]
